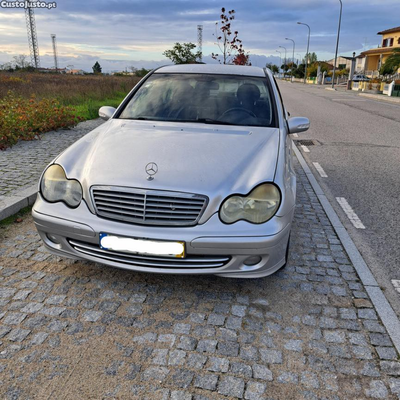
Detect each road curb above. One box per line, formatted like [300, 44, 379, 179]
[0, 185, 37, 221]
[293, 143, 400, 355]
[359, 92, 400, 104]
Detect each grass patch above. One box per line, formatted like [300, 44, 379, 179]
[0, 206, 32, 228]
[72, 93, 127, 120]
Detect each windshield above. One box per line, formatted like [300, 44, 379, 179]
[118, 73, 276, 127]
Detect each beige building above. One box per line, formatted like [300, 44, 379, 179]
[360, 26, 400, 77]
[67, 69, 85, 75]
[326, 55, 366, 73]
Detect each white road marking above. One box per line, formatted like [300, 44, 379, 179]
[392, 280, 400, 294]
[301, 145, 310, 153]
[312, 162, 328, 178]
[336, 197, 366, 229]
[292, 133, 299, 138]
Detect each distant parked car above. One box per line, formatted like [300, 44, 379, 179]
[32, 64, 310, 278]
[352, 74, 370, 82]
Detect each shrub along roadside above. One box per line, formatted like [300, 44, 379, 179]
[0, 92, 82, 150]
[0, 73, 140, 150]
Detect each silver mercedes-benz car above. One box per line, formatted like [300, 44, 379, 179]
[32, 64, 309, 278]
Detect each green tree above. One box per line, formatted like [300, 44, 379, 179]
[92, 61, 102, 74]
[267, 64, 279, 74]
[272, 65, 279, 74]
[308, 52, 317, 63]
[293, 63, 305, 78]
[163, 42, 201, 64]
[380, 49, 400, 75]
[307, 62, 330, 78]
[135, 68, 151, 77]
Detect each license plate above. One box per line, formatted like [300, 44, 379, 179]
[99, 233, 185, 258]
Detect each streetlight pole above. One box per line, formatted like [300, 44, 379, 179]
[275, 50, 282, 76]
[297, 22, 310, 84]
[279, 46, 287, 77]
[332, 0, 343, 89]
[285, 38, 295, 82]
[297, 53, 302, 66]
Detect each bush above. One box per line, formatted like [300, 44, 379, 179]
[0, 91, 81, 150]
[0, 72, 142, 149]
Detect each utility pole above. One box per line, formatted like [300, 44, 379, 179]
[285, 38, 295, 82]
[197, 25, 203, 62]
[51, 34, 59, 72]
[25, 6, 40, 68]
[347, 52, 356, 90]
[276, 50, 282, 76]
[297, 22, 311, 84]
[279, 46, 287, 77]
[332, 0, 343, 89]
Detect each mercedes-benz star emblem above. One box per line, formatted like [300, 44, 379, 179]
[145, 162, 158, 181]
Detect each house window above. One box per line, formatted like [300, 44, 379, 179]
[398, 38, 400, 45]
[383, 38, 394, 47]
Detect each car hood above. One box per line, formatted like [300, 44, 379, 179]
[56, 119, 280, 203]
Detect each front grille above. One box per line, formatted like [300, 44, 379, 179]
[91, 186, 208, 227]
[68, 239, 230, 269]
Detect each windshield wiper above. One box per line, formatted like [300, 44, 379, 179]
[129, 117, 153, 121]
[122, 117, 238, 126]
[178, 118, 237, 126]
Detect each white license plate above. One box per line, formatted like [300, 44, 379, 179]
[99, 233, 185, 258]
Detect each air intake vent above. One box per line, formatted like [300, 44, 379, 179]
[68, 239, 230, 269]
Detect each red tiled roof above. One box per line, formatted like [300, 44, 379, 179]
[377, 26, 400, 35]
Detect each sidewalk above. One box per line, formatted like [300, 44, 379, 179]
[0, 119, 104, 220]
[0, 154, 400, 398]
[286, 80, 400, 105]
[359, 93, 400, 103]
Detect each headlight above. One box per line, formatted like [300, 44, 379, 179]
[40, 164, 82, 208]
[220, 184, 281, 224]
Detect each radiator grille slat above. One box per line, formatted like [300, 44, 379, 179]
[91, 186, 208, 226]
[68, 239, 230, 269]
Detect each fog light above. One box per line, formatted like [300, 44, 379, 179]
[244, 256, 262, 266]
[47, 234, 60, 245]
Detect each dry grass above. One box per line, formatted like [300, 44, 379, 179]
[0, 72, 140, 106]
[0, 72, 142, 149]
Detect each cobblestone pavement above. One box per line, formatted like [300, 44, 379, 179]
[0, 159, 399, 400]
[0, 119, 104, 201]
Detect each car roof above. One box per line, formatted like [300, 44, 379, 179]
[154, 64, 267, 77]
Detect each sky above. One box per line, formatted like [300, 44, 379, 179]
[0, 0, 399, 72]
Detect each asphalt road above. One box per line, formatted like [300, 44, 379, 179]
[278, 81, 400, 318]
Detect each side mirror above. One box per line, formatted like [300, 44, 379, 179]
[99, 106, 116, 121]
[288, 117, 310, 134]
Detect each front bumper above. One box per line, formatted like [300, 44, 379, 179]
[32, 194, 294, 278]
